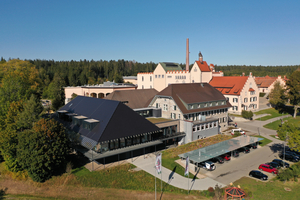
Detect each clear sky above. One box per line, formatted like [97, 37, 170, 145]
[1, 0, 300, 66]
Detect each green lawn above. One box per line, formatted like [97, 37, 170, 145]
[264, 116, 300, 130]
[251, 135, 272, 147]
[234, 177, 300, 200]
[71, 163, 201, 196]
[254, 108, 287, 121]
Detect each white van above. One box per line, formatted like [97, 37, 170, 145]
[231, 128, 245, 135]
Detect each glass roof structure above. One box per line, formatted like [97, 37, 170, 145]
[179, 136, 263, 163]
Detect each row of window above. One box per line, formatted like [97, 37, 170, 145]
[244, 97, 257, 102]
[193, 122, 218, 132]
[232, 104, 257, 111]
[186, 109, 228, 121]
[188, 101, 226, 110]
[141, 76, 152, 82]
[155, 74, 164, 78]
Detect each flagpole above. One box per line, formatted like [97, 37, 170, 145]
[155, 165, 156, 200]
[161, 153, 162, 193]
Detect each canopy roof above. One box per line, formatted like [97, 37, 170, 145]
[179, 136, 263, 163]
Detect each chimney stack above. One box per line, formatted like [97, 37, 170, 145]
[242, 72, 245, 76]
[186, 38, 189, 71]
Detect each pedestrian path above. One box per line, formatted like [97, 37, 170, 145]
[128, 154, 226, 191]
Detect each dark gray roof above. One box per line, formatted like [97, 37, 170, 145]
[154, 83, 232, 114]
[58, 96, 160, 143]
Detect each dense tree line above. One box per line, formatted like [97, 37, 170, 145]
[215, 65, 300, 77]
[0, 59, 69, 182]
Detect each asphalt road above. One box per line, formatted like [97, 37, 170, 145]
[198, 116, 290, 185]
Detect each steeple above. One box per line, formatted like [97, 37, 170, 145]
[199, 51, 203, 64]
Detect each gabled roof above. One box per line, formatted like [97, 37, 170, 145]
[58, 96, 160, 143]
[255, 76, 278, 88]
[155, 83, 231, 114]
[209, 76, 249, 95]
[104, 89, 158, 109]
[160, 62, 183, 72]
[195, 61, 211, 72]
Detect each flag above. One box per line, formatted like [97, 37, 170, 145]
[156, 154, 162, 174]
[184, 156, 189, 176]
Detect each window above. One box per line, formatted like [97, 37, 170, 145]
[173, 113, 176, 119]
[221, 101, 225, 105]
[233, 98, 238, 103]
[253, 104, 257, 109]
[198, 104, 201, 108]
[155, 75, 157, 78]
[173, 105, 176, 110]
[150, 85, 152, 88]
[209, 103, 212, 107]
[244, 105, 248, 110]
[163, 104, 168, 111]
[244, 98, 248, 103]
[216, 102, 219, 106]
[178, 114, 180, 119]
[232, 106, 238, 111]
[156, 103, 160, 108]
[142, 85, 144, 89]
[142, 76, 144, 81]
[162, 75, 164, 78]
[158, 75, 161, 78]
[223, 117, 227, 123]
[201, 125, 205, 130]
[150, 76, 152, 81]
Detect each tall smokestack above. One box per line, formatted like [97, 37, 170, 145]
[186, 38, 189, 71]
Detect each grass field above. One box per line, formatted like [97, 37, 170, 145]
[234, 177, 300, 200]
[264, 116, 300, 130]
[254, 108, 288, 121]
[251, 135, 272, 147]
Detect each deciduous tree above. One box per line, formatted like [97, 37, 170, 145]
[18, 118, 70, 182]
[269, 81, 286, 110]
[277, 122, 300, 151]
[286, 70, 300, 118]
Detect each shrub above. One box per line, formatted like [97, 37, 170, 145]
[259, 92, 266, 97]
[242, 110, 253, 119]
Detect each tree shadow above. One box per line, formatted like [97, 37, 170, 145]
[269, 143, 285, 154]
[0, 188, 7, 200]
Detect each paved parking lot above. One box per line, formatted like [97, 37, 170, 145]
[198, 142, 285, 184]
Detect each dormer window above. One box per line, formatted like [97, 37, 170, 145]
[83, 119, 99, 131]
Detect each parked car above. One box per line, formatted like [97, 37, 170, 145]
[198, 161, 216, 171]
[231, 128, 245, 135]
[232, 150, 239, 157]
[272, 159, 290, 168]
[238, 146, 250, 154]
[266, 162, 281, 169]
[247, 143, 257, 149]
[279, 153, 299, 162]
[259, 164, 278, 174]
[249, 170, 268, 181]
[285, 150, 300, 158]
[287, 149, 300, 156]
[211, 156, 224, 164]
[220, 154, 231, 161]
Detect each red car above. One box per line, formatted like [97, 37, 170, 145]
[258, 164, 278, 174]
[221, 154, 231, 161]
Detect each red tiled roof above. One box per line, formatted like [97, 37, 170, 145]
[255, 76, 277, 88]
[195, 61, 211, 72]
[209, 76, 249, 95]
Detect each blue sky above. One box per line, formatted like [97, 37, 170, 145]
[1, 0, 300, 66]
